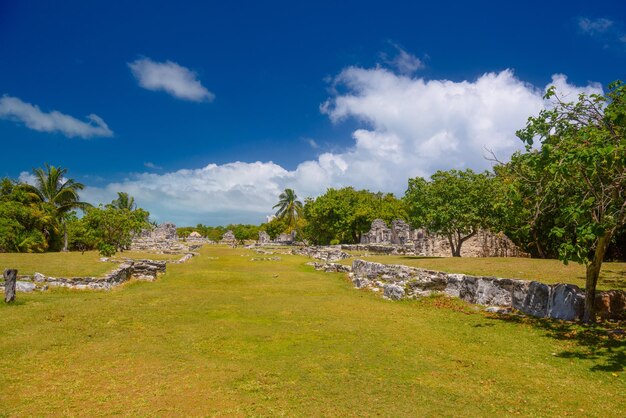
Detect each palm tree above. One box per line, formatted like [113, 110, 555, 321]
[109, 192, 136, 211]
[23, 164, 91, 251]
[273, 188, 303, 231]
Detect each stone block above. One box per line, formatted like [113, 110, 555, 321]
[517, 281, 551, 317]
[547, 284, 584, 321]
[383, 283, 405, 300]
[444, 274, 464, 297]
[459, 276, 479, 303]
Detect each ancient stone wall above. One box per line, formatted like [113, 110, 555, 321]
[359, 219, 526, 257]
[349, 259, 625, 321]
[132, 222, 190, 252]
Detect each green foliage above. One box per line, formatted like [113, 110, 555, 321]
[108, 192, 136, 211]
[273, 188, 303, 230]
[0, 178, 55, 253]
[302, 187, 407, 245]
[513, 80, 626, 322]
[97, 242, 116, 257]
[261, 217, 288, 239]
[81, 205, 151, 253]
[405, 169, 495, 256]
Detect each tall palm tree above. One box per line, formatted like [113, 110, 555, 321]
[273, 188, 303, 231]
[23, 164, 91, 251]
[110, 192, 136, 211]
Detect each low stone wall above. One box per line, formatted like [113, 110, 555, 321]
[1, 255, 195, 292]
[293, 246, 351, 262]
[348, 259, 625, 321]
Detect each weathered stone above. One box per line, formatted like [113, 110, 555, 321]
[518, 281, 551, 317]
[33, 272, 47, 283]
[474, 277, 514, 306]
[547, 284, 584, 321]
[258, 230, 271, 244]
[4, 269, 17, 302]
[459, 276, 479, 303]
[444, 274, 464, 297]
[391, 219, 412, 245]
[220, 230, 236, 244]
[274, 231, 297, 244]
[595, 290, 626, 320]
[383, 283, 405, 300]
[352, 277, 370, 289]
[16, 281, 36, 292]
[511, 280, 530, 311]
[360, 219, 392, 244]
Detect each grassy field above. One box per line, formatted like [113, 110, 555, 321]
[0, 246, 624, 416]
[341, 254, 626, 290]
[0, 250, 183, 278]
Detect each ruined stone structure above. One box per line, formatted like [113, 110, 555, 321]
[274, 231, 297, 245]
[131, 222, 187, 252]
[258, 231, 271, 244]
[346, 259, 626, 321]
[360, 219, 392, 244]
[220, 230, 236, 244]
[359, 219, 525, 257]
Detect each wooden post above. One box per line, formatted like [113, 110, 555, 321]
[4, 269, 17, 303]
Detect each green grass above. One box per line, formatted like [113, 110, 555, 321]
[0, 246, 624, 416]
[341, 254, 626, 290]
[0, 250, 185, 278]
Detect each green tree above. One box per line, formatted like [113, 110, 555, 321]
[405, 169, 495, 257]
[273, 189, 303, 231]
[82, 205, 151, 253]
[0, 178, 53, 253]
[302, 187, 406, 245]
[109, 192, 136, 211]
[22, 164, 91, 251]
[515, 81, 626, 323]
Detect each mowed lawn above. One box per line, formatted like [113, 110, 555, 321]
[342, 254, 626, 291]
[0, 246, 624, 416]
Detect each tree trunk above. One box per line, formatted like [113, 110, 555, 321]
[447, 235, 460, 257]
[4, 269, 17, 303]
[62, 219, 68, 252]
[532, 229, 546, 258]
[583, 233, 612, 323]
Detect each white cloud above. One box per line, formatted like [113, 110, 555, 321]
[547, 74, 603, 102]
[0, 95, 113, 138]
[81, 68, 601, 225]
[388, 46, 424, 74]
[128, 57, 215, 102]
[578, 17, 614, 35]
[144, 162, 163, 170]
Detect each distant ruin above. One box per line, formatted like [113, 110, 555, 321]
[357, 219, 525, 257]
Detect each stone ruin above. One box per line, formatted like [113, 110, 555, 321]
[220, 230, 237, 245]
[258, 230, 271, 244]
[131, 222, 188, 252]
[274, 231, 297, 245]
[358, 219, 525, 257]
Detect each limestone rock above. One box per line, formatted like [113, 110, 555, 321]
[220, 230, 236, 244]
[547, 284, 584, 321]
[383, 283, 405, 300]
[444, 274, 464, 298]
[518, 281, 551, 317]
[595, 290, 626, 320]
[16, 281, 36, 292]
[258, 231, 271, 244]
[474, 277, 514, 306]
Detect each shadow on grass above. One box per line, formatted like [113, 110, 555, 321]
[487, 314, 626, 372]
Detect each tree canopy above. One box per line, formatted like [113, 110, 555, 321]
[404, 169, 495, 257]
[512, 81, 626, 322]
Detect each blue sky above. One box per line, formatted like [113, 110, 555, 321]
[1, 0, 625, 225]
